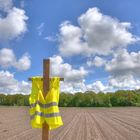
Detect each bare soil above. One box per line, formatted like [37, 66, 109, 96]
[0, 107, 140, 140]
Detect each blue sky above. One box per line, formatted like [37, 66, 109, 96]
[0, 0, 140, 94]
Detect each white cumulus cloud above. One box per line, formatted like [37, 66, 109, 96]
[109, 75, 140, 90]
[0, 48, 31, 71]
[101, 49, 140, 91]
[50, 55, 88, 82]
[0, 70, 31, 94]
[86, 81, 109, 93]
[0, 7, 28, 41]
[87, 56, 106, 67]
[105, 49, 140, 76]
[60, 81, 87, 93]
[14, 54, 31, 71]
[86, 49, 140, 91]
[0, 48, 16, 68]
[58, 7, 139, 56]
[0, 0, 28, 41]
[49, 55, 88, 93]
[59, 21, 88, 56]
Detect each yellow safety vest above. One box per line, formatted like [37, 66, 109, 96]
[29, 76, 63, 130]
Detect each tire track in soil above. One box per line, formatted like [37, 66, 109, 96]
[97, 111, 140, 140]
[109, 110, 140, 128]
[98, 111, 131, 139]
[112, 117, 140, 139]
[109, 109, 140, 123]
[12, 130, 41, 140]
[58, 113, 81, 140]
[85, 110, 104, 140]
[50, 108, 76, 139]
[6, 128, 36, 140]
[50, 109, 79, 140]
[0, 125, 31, 140]
[50, 111, 81, 140]
[64, 111, 84, 140]
[72, 112, 86, 140]
[90, 112, 111, 140]
[107, 110, 140, 130]
[90, 112, 126, 140]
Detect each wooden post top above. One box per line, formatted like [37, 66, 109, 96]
[28, 58, 64, 82]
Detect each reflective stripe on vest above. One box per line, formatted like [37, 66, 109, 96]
[30, 112, 61, 120]
[30, 101, 58, 108]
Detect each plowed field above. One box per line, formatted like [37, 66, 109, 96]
[0, 107, 140, 140]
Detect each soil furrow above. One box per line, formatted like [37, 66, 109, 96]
[0, 107, 140, 140]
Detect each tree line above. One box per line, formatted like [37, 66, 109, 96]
[0, 90, 140, 107]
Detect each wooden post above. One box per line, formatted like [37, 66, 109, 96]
[42, 59, 50, 140]
[28, 59, 64, 140]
